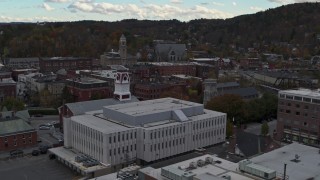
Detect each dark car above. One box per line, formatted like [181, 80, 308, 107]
[32, 150, 40, 156]
[10, 149, 23, 157]
[34, 114, 43, 117]
[39, 145, 51, 154]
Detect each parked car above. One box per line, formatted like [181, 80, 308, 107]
[39, 126, 50, 130]
[39, 145, 50, 154]
[195, 148, 206, 152]
[32, 150, 40, 156]
[34, 114, 43, 117]
[10, 149, 23, 157]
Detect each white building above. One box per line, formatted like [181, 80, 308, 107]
[63, 97, 226, 170]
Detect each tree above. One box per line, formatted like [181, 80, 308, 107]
[61, 86, 74, 103]
[226, 120, 233, 138]
[206, 94, 245, 122]
[261, 121, 269, 136]
[160, 86, 190, 101]
[1, 97, 25, 111]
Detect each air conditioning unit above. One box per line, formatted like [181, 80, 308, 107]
[189, 161, 197, 169]
[205, 157, 214, 164]
[197, 159, 205, 167]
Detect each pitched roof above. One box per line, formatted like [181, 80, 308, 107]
[0, 119, 35, 136]
[155, 43, 186, 61]
[64, 96, 139, 115]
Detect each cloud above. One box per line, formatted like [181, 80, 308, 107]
[45, 0, 70, 3]
[200, 2, 209, 5]
[0, 15, 61, 22]
[67, 1, 232, 21]
[170, 0, 183, 4]
[232, 2, 237, 6]
[250, 6, 264, 11]
[40, 3, 55, 11]
[212, 2, 225, 6]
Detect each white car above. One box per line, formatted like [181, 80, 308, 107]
[195, 148, 206, 152]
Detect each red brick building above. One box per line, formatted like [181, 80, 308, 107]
[39, 57, 100, 73]
[66, 77, 113, 102]
[153, 62, 197, 76]
[0, 79, 16, 103]
[276, 89, 320, 146]
[0, 119, 37, 151]
[133, 83, 172, 100]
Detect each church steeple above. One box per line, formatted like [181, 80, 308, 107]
[119, 34, 127, 60]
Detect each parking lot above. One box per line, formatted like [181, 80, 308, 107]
[0, 154, 76, 180]
[29, 115, 62, 146]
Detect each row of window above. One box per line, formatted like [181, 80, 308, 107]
[3, 133, 32, 142]
[280, 94, 320, 104]
[193, 118, 224, 130]
[109, 132, 137, 143]
[279, 101, 309, 109]
[193, 129, 223, 141]
[146, 138, 186, 152]
[4, 139, 32, 147]
[148, 126, 186, 140]
[279, 109, 318, 119]
[109, 144, 136, 156]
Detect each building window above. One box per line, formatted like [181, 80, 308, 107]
[296, 112, 300, 115]
[109, 137, 111, 143]
[14, 141, 17, 146]
[286, 110, 291, 113]
[304, 105, 309, 109]
[23, 141, 26, 144]
[4, 137, 7, 142]
[22, 135, 25, 139]
[13, 135, 16, 140]
[29, 140, 32, 143]
[295, 104, 300, 108]
[304, 113, 308, 117]
[287, 103, 291, 106]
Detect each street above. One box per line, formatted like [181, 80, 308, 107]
[244, 120, 277, 136]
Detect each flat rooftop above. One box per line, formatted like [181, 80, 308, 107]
[66, 77, 107, 84]
[105, 98, 200, 117]
[49, 147, 108, 173]
[250, 142, 320, 180]
[71, 114, 132, 134]
[103, 98, 225, 127]
[139, 154, 254, 180]
[280, 88, 320, 98]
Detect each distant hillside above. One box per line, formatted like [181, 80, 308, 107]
[0, 2, 319, 59]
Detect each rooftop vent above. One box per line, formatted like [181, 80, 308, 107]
[291, 154, 301, 163]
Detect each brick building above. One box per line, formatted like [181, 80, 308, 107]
[66, 77, 113, 102]
[39, 57, 99, 73]
[0, 119, 37, 151]
[240, 58, 261, 70]
[276, 89, 320, 146]
[133, 83, 172, 100]
[0, 71, 16, 102]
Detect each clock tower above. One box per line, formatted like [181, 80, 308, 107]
[114, 71, 131, 101]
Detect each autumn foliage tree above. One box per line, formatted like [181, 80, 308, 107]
[205, 94, 245, 122]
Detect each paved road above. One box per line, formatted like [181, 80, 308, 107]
[0, 154, 75, 180]
[29, 115, 61, 146]
[244, 120, 277, 136]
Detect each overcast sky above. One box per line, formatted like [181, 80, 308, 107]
[0, 0, 319, 22]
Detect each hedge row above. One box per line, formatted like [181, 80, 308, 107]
[28, 109, 59, 115]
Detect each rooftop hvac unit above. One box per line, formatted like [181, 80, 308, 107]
[197, 159, 205, 167]
[221, 174, 231, 180]
[205, 157, 214, 164]
[189, 161, 197, 169]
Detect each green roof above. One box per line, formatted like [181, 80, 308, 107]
[0, 119, 35, 136]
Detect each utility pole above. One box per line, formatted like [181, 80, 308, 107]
[283, 163, 287, 180]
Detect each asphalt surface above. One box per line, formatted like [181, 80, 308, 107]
[244, 120, 277, 136]
[0, 154, 76, 180]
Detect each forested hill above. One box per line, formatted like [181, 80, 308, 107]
[0, 2, 320, 58]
